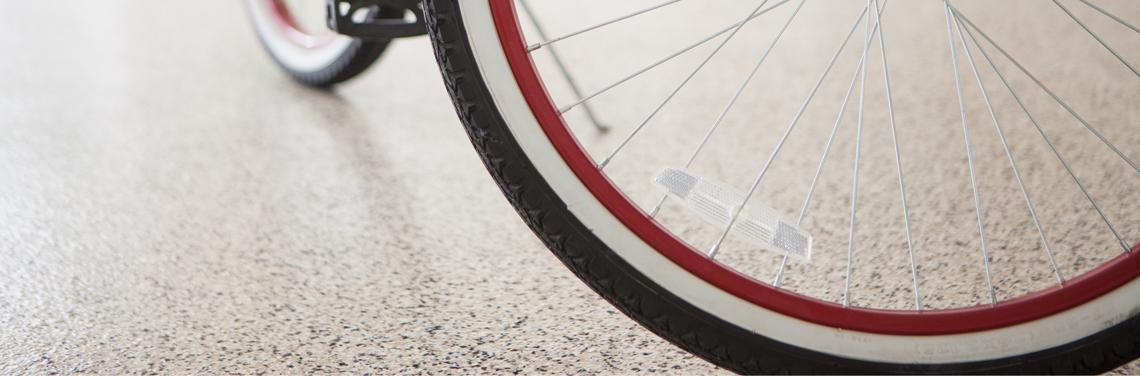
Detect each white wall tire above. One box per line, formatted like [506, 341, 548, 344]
[426, 0, 1140, 371]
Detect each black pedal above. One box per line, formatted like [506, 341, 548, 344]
[326, 0, 427, 39]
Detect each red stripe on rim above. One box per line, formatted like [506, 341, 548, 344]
[265, 0, 337, 49]
[487, 0, 1140, 335]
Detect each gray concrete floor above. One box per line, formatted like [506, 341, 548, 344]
[0, 0, 1137, 374]
[0, 1, 719, 374]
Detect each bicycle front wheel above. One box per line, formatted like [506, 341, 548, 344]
[425, 0, 1140, 372]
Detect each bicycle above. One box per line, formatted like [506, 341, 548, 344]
[245, 0, 1140, 372]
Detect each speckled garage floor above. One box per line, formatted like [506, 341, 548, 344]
[0, 0, 1137, 374]
[0, 1, 721, 373]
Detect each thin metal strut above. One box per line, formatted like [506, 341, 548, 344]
[843, 0, 874, 308]
[560, 0, 795, 117]
[945, 1, 997, 305]
[948, 9, 1065, 284]
[954, 8, 1133, 254]
[1052, 0, 1139, 76]
[518, 0, 609, 131]
[526, 0, 683, 52]
[595, 0, 778, 170]
[948, 6, 1138, 173]
[706, 0, 889, 261]
[644, 0, 809, 217]
[1079, 0, 1140, 34]
[773, 31, 869, 288]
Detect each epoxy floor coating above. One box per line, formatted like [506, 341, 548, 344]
[1, 1, 1137, 374]
[0, 1, 721, 373]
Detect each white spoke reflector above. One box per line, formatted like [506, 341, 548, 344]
[655, 167, 812, 260]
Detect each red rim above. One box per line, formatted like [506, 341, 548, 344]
[487, 0, 1140, 336]
[265, 0, 337, 49]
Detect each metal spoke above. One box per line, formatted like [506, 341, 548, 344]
[949, 9, 1065, 284]
[950, 6, 1139, 174]
[595, 0, 779, 170]
[773, 31, 869, 288]
[844, 0, 875, 309]
[870, 0, 921, 310]
[954, 9, 1133, 254]
[705, 0, 890, 260]
[518, 0, 609, 131]
[526, 0, 683, 52]
[1053, 0, 1140, 76]
[1079, 0, 1140, 34]
[944, 1, 997, 306]
[641, 0, 808, 216]
[561, 0, 794, 117]
[521, 0, 1136, 309]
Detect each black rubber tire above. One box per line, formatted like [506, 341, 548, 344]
[251, 6, 402, 87]
[422, 0, 1140, 373]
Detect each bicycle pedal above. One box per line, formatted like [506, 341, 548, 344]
[654, 167, 812, 261]
[326, 0, 427, 40]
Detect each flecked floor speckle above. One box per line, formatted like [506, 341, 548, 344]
[0, 0, 1136, 374]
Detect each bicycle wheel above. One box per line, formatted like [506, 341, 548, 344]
[425, 0, 1140, 372]
[245, 0, 399, 86]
